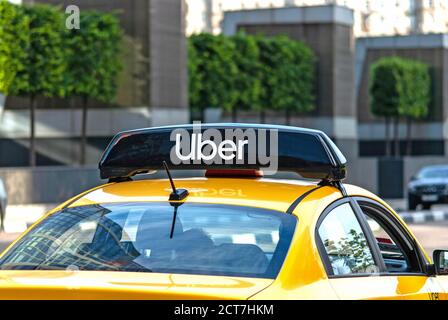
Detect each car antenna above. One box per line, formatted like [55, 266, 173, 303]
[163, 161, 189, 201]
[163, 161, 189, 239]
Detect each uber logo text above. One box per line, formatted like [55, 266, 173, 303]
[170, 122, 279, 175]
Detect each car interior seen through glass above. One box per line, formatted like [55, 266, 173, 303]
[318, 203, 378, 276]
[0, 203, 296, 279]
[359, 204, 422, 274]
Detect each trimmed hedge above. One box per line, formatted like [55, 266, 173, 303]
[0, 1, 122, 102]
[257, 35, 315, 116]
[0, 0, 29, 95]
[188, 33, 238, 115]
[370, 56, 430, 120]
[10, 3, 68, 99]
[65, 11, 122, 103]
[0, 1, 122, 165]
[189, 33, 316, 118]
[369, 56, 431, 156]
[231, 32, 261, 112]
[65, 10, 122, 165]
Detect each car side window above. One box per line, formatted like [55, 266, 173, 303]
[359, 204, 422, 274]
[318, 203, 378, 276]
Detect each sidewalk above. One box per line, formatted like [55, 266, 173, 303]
[3, 204, 56, 234]
[0, 232, 21, 252]
[385, 199, 448, 224]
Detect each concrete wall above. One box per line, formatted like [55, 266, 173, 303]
[356, 34, 448, 122]
[0, 167, 102, 204]
[222, 5, 355, 117]
[149, 0, 189, 113]
[348, 156, 448, 198]
[346, 157, 378, 193]
[356, 34, 448, 156]
[0, 167, 205, 205]
[222, 5, 358, 160]
[0, 108, 152, 139]
[0, 108, 152, 166]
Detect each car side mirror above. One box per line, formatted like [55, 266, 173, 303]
[410, 175, 417, 181]
[433, 250, 448, 275]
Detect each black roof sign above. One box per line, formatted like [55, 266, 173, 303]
[99, 123, 347, 182]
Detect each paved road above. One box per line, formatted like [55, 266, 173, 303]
[407, 221, 448, 256]
[0, 233, 20, 252]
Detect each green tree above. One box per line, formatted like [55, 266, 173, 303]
[398, 61, 430, 155]
[188, 37, 202, 121]
[65, 11, 122, 165]
[275, 36, 315, 124]
[0, 0, 29, 96]
[370, 57, 430, 157]
[324, 229, 376, 274]
[256, 36, 316, 124]
[255, 36, 276, 123]
[370, 58, 400, 157]
[9, 4, 67, 166]
[188, 34, 238, 120]
[188, 33, 316, 123]
[230, 33, 261, 121]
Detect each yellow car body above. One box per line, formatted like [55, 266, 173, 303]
[0, 177, 447, 300]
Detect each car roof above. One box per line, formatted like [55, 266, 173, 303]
[65, 178, 343, 214]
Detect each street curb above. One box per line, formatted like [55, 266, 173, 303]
[399, 211, 448, 224]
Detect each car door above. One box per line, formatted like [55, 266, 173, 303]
[433, 250, 448, 299]
[316, 199, 399, 299]
[354, 197, 443, 300]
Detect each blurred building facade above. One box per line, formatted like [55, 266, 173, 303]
[1, 0, 188, 167]
[220, 5, 448, 198]
[1, 1, 448, 200]
[19, 0, 188, 120]
[186, 0, 448, 37]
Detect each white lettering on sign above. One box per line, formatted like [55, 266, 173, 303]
[170, 122, 278, 175]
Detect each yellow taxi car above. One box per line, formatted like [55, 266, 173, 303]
[0, 123, 447, 300]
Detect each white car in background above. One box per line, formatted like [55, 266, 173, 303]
[0, 178, 6, 231]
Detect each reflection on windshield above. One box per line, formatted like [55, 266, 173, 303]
[0, 203, 296, 279]
[322, 229, 375, 274]
[318, 203, 377, 275]
[419, 168, 448, 178]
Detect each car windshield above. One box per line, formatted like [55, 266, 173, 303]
[419, 167, 448, 178]
[0, 203, 296, 279]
